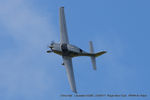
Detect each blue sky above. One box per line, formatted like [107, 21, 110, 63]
[0, 0, 150, 100]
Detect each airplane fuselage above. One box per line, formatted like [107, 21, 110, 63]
[49, 43, 90, 57]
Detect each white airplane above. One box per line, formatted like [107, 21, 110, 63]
[47, 7, 106, 93]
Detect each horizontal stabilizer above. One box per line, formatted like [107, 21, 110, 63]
[91, 56, 96, 70]
[89, 41, 96, 70]
[89, 41, 107, 70]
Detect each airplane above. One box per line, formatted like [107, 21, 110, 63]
[47, 7, 107, 93]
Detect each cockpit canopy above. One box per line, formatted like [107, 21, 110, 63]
[67, 44, 86, 53]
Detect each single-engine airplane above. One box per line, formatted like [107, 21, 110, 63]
[47, 7, 107, 93]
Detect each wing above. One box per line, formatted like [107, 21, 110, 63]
[62, 56, 77, 93]
[59, 7, 69, 44]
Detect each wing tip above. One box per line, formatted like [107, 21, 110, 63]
[72, 87, 77, 93]
[60, 6, 64, 9]
[73, 90, 77, 93]
[93, 67, 97, 70]
[60, 7, 64, 11]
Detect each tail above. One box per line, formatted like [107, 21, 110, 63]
[89, 41, 107, 70]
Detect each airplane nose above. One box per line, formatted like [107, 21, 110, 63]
[47, 50, 52, 53]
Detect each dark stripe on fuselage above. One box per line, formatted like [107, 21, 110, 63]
[61, 44, 70, 56]
[61, 43, 80, 57]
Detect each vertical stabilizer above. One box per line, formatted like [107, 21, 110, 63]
[89, 41, 96, 70]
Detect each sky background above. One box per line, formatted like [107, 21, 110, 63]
[0, 0, 150, 100]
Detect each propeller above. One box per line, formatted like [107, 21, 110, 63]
[46, 41, 55, 53]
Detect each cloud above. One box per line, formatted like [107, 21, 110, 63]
[0, 0, 57, 48]
[0, 0, 58, 99]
